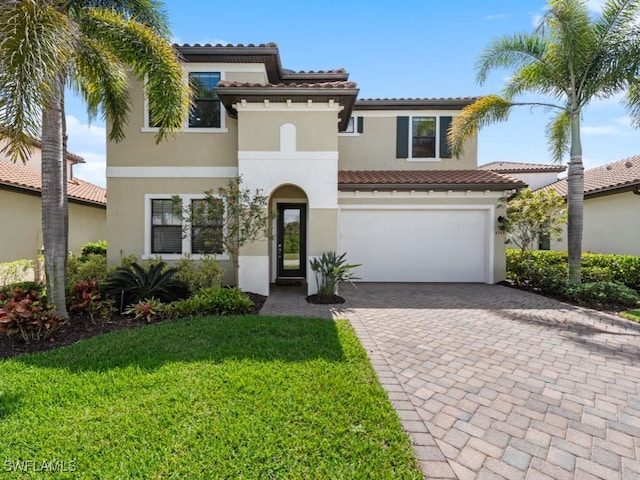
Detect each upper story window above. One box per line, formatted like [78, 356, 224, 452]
[188, 72, 221, 128]
[396, 115, 453, 161]
[339, 116, 364, 136]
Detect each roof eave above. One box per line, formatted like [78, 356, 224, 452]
[338, 182, 524, 191]
[354, 98, 478, 110]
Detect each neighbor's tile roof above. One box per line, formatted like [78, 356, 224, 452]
[479, 161, 566, 173]
[0, 161, 106, 205]
[338, 170, 525, 190]
[544, 155, 640, 197]
[355, 97, 477, 110]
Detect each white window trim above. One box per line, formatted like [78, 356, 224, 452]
[407, 115, 441, 163]
[142, 65, 232, 133]
[338, 116, 361, 137]
[144, 193, 230, 261]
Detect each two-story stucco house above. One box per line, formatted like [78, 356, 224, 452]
[106, 43, 524, 295]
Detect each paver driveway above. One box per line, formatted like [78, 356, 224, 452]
[261, 283, 640, 479]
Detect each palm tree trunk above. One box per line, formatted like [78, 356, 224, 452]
[41, 79, 69, 318]
[567, 112, 584, 284]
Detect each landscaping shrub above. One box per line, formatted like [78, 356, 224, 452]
[102, 261, 190, 311]
[66, 253, 111, 290]
[506, 249, 640, 292]
[124, 297, 166, 323]
[175, 255, 224, 292]
[68, 279, 113, 322]
[0, 287, 61, 342]
[0, 259, 33, 286]
[0, 281, 43, 303]
[564, 282, 639, 308]
[309, 251, 360, 297]
[81, 240, 107, 256]
[167, 287, 253, 318]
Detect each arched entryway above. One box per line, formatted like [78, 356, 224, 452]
[270, 185, 309, 285]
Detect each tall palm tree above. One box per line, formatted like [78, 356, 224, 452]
[0, 0, 189, 317]
[449, 0, 640, 283]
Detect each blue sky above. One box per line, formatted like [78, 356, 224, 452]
[69, 0, 638, 187]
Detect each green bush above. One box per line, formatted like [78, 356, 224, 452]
[175, 255, 224, 292]
[102, 262, 190, 311]
[564, 282, 639, 308]
[0, 259, 34, 286]
[66, 254, 112, 290]
[167, 287, 253, 318]
[81, 240, 107, 256]
[506, 249, 640, 292]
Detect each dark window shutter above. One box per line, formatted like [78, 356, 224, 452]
[439, 116, 452, 158]
[396, 117, 409, 158]
[357, 116, 364, 133]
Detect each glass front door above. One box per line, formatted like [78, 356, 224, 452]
[277, 204, 306, 278]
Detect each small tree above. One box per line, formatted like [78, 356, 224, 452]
[500, 188, 567, 254]
[174, 177, 270, 287]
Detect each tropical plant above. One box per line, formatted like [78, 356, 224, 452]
[0, 287, 61, 343]
[0, 1, 190, 317]
[448, 0, 640, 284]
[68, 279, 113, 322]
[66, 253, 111, 290]
[102, 262, 190, 311]
[175, 254, 224, 292]
[166, 287, 253, 318]
[309, 252, 360, 297]
[124, 297, 166, 323]
[173, 177, 270, 286]
[499, 188, 567, 254]
[81, 240, 107, 257]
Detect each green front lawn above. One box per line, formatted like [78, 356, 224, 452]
[621, 309, 640, 322]
[0, 316, 421, 479]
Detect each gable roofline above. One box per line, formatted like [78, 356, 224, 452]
[540, 155, 640, 198]
[0, 161, 105, 206]
[479, 161, 566, 173]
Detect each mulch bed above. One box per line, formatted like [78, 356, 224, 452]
[0, 292, 267, 361]
[305, 293, 345, 305]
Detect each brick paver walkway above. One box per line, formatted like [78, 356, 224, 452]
[261, 283, 640, 479]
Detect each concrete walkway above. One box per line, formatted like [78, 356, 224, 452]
[260, 283, 640, 479]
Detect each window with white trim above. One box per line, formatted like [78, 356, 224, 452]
[396, 115, 452, 160]
[146, 195, 226, 259]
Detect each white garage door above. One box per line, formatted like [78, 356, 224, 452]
[339, 207, 491, 283]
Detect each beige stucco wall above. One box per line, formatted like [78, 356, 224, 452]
[307, 209, 338, 257]
[106, 177, 235, 283]
[338, 114, 478, 170]
[107, 78, 238, 168]
[551, 191, 640, 255]
[0, 189, 105, 263]
[238, 109, 339, 152]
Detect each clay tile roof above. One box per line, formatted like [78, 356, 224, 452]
[355, 97, 478, 110]
[338, 170, 525, 190]
[479, 161, 566, 173]
[217, 80, 357, 89]
[0, 161, 106, 206]
[543, 155, 640, 197]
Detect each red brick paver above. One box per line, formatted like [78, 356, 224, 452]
[261, 283, 640, 479]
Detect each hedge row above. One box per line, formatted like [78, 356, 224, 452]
[506, 249, 640, 292]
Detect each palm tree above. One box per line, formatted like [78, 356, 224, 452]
[449, 0, 640, 283]
[0, 0, 189, 317]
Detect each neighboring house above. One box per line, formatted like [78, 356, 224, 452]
[0, 142, 106, 263]
[479, 161, 566, 190]
[106, 43, 525, 295]
[543, 156, 640, 255]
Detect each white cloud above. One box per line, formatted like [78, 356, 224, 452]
[585, 0, 606, 12]
[581, 125, 626, 135]
[485, 14, 508, 21]
[72, 152, 106, 188]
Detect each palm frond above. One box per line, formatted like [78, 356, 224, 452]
[0, 1, 76, 161]
[448, 95, 512, 158]
[475, 33, 549, 85]
[70, 37, 130, 136]
[546, 110, 570, 163]
[77, 8, 189, 142]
